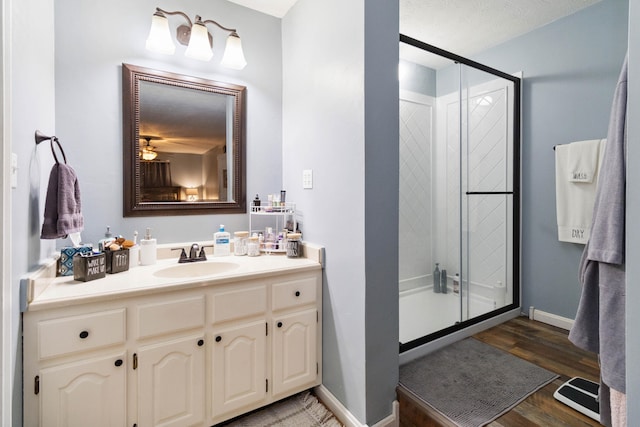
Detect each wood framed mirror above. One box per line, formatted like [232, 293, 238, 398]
[122, 63, 246, 216]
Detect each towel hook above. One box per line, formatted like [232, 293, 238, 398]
[34, 130, 67, 164]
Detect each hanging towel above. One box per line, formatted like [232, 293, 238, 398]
[569, 53, 627, 427]
[567, 139, 604, 183]
[40, 162, 84, 239]
[555, 139, 605, 244]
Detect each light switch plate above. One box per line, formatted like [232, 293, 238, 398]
[302, 169, 313, 189]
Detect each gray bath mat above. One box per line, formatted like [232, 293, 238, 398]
[399, 337, 558, 427]
[223, 390, 343, 426]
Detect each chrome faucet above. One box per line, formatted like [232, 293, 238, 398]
[171, 244, 213, 263]
[189, 243, 200, 260]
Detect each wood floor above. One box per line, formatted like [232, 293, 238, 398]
[398, 316, 601, 427]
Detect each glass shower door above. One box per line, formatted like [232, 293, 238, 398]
[458, 64, 516, 323]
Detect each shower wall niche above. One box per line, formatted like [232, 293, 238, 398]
[398, 36, 521, 352]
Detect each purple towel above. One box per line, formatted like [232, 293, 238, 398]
[40, 163, 84, 239]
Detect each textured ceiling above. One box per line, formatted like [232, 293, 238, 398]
[231, 0, 602, 69]
[226, 0, 298, 18]
[400, 0, 602, 68]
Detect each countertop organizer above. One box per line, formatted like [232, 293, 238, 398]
[249, 203, 297, 254]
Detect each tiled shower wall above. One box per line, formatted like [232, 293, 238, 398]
[399, 96, 433, 292]
[400, 78, 513, 306]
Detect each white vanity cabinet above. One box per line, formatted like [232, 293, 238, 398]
[23, 307, 128, 427]
[133, 294, 207, 427]
[23, 265, 322, 427]
[271, 276, 319, 399]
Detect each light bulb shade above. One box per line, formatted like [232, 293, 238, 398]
[145, 13, 176, 55]
[140, 149, 158, 161]
[185, 23, 213, 61]
[221, 34, 247, 70]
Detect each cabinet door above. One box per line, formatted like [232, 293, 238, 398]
[211, 320, 266, 420]
[40, 352, 127, 427]
[272, 309, 318, 398]
[137, 335, 205, 427]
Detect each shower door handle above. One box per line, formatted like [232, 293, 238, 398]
[465, 191, 513, 195]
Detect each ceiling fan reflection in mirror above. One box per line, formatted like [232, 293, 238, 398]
[139, 135, 160, 161]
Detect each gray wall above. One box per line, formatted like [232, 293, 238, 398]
[626, 0, 639, 419]
[54, 0, 283, 246]
[282, 0, 367, 420]
[399, 59, 436, 96]
[9, 0, 57, 423]
[469, 0, 628, 318]
[282, 0, 399, 424]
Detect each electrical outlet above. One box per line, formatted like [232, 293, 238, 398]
[302, 169, 313, 189]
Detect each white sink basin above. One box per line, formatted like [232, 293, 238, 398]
[153, 261, 240, 279]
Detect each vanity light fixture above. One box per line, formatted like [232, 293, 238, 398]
[145, 7, 247, 70]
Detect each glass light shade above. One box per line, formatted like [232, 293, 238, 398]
[185, 23, 213, 61]
[140, 148, 158, 161]
[145, 14, 176, 55]
[221, 34, 247, 70]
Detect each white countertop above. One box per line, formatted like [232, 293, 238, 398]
[26, 242, 323, 312]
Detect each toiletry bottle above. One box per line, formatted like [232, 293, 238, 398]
[214, 225, 231, 256]
[441, 268, 447, 294]
[453, 273, 460, 295]
[139, 228, 157, 266]
[433, 263, 441, 293]
[128, 230, 140, 269]
[253, 194, 261, 208]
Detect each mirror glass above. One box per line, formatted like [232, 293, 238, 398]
[122, 63, 246, 216]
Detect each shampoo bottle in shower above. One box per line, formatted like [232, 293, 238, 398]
[453, 273, 460, 295]
[441, 268, 448, 294]
[433, 263, 441, 293]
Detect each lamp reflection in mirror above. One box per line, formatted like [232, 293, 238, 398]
[185, 188, 199, 201]
[145, 7, 247, 70]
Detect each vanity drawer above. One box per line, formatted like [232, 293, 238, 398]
[136, 295, 205, 339]
[211, 284, 267, 324]
[272, 276, 317, 312]
[37, 309, 126, 360]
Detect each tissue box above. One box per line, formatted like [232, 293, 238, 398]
[59, 245, 93, 276]
[73, 252, 106, 282]
[105, 248, 130, 274]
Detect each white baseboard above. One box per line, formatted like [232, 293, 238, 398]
[314, 385, 398, 427]
[528, 307, 574, 330]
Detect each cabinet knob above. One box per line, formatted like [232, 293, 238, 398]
[79, 330, 89, 339]
[215, 336, 222, 342]
[277, 321, 283, 328]
[114, 359, 123, 367]
[197, 339, 204, 347]
[295, 291, 301, 297]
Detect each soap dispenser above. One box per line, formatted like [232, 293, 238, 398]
[98, 226, 114, 251]
[139, 228, 157, 266]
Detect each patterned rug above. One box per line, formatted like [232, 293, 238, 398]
[399, 337, 558, 427]
[223, 391, 343, 426]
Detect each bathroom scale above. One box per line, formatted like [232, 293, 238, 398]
[553, 377, 600, 422]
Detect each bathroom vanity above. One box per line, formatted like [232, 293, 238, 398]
[22, 244, 323, 427]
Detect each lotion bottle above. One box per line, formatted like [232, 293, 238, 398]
[139, 228, 157, 265]
[214, 224, 231, 256]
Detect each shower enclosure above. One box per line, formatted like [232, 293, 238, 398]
[398, 35, 521, 353]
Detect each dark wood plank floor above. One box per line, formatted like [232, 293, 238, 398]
[398, 316, 601, 427]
